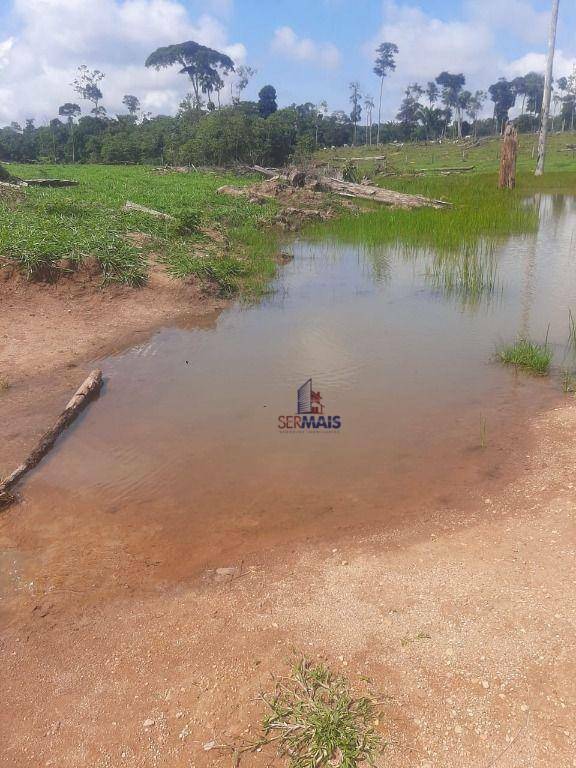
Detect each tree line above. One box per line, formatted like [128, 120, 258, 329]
[1, 39, 575, 167]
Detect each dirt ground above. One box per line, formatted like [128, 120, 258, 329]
[1, 275, 576, 768]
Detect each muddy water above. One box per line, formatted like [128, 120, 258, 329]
[16, 195, 576, 585]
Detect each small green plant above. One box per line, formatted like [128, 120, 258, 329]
[172, 209, 202, 236]
[259, 660, 383, 768]
[561, 368, 576, 393]
[498, 338, 552, 375]
[342, 160, 361, 184]
[0, 375, 9, 392]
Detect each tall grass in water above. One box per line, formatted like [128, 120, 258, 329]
[498, 338, 552, 375]
[426, 250, 500, 308]
[303, 173, 539, 257]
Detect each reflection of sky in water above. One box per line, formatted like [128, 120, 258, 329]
[25, 196, 576, 520]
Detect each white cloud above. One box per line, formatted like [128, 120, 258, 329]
[366, 1, 495, 82]
[505, 50, 576, 80]
[0, 0, 246, 124]
[363, 0, 576, 120]
[465, 0, 548, 46]
[271, 26, 341, 70]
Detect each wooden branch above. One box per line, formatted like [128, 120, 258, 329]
[0, 370, 103, 509]
[415, 165, 475, 173]
[248, 165, 279, 178]
[324, 177, 451, 209]
[25, 179, 79, 187]
[331, 155, 388, 162]
[123, 201, 175, 220]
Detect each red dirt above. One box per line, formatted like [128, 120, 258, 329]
[1, 275, 576, 768]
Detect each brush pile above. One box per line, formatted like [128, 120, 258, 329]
[218, 165, 450, 220]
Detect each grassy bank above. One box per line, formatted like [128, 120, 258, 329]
[306, 132, 576, 255]
[0, 164, 280, 294]
[1, 134, 575, 295]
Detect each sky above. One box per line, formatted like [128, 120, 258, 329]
[0, 0, 574, 125]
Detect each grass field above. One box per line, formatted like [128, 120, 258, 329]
[1, 132, 575, 295]
[0, 164, 280, 293]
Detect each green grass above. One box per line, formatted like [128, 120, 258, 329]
[498, 338, 553, 375]
[2, 133, 575, 295]
[0, 164, 280, 293]
[307, 132, 576, 259]
[258, 660, 383, 768]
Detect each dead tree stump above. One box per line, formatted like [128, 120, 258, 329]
[499, 124, 518, 190]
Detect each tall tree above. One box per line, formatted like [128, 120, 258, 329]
[58, 103, 81, 161]
[232, 65, 256, 104]
[536, 0, 560, 175]
[122, 94, 140, 116]
[315, 100, 328, 146]
[488, 79, 516, 133]
[373, 42, 398, 145]
[363, 95, 374, 145]
[145, 41, 234, 110]
[426, 81, 439, 106]
[511, 76, 528, 114]
[436, 71, 466, 137]
[349, 82, 362, 145]
[258, 85, 277, 118]
[72, 65, 105, 116]
[466, 90, 486, 137]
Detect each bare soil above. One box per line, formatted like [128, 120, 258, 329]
[1, 399, 575, 767]
[1, 267, 576, 768]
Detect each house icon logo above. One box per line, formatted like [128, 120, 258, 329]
[297, 378, 325, 415]
[278, 379, 341, 432]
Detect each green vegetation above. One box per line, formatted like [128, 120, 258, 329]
[304, 133, 576, 263]
[498, 338, 553, 375]
[0, 163, 279, 293]
[259, 660, 383, 768]
[2, 134, 575, 297]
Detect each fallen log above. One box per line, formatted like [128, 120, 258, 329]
[0, 370, 103, 510]
[324, 177, 451, 209]
[331, 155, 388, 162]
[248, 165, 278, 178]
[123, 201, 175, 220]
[415, 165, 475, 173]
[0, 180, 27, 190]
[26, 179, 79, 187]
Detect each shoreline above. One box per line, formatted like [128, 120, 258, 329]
[1, 397, 575, 766]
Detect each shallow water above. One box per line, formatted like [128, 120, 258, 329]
[21, 194, 576, 575]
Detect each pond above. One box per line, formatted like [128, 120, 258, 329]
[22, 194, 576, 576]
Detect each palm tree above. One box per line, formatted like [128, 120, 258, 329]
[373, 42, 398, 145]
[536, 0, 560, 176]
[364, 95, 375, 145]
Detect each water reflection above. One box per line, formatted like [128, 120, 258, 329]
[17, 195, 576, 574]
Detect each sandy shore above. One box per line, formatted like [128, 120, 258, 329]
[1, 384, 575, 767]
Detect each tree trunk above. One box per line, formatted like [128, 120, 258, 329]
[499, 123, 518, 189]
[377, 77, 384, 146]
[536, 0, 560, 176]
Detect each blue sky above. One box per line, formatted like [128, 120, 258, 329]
[0, 0, 574, 124]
